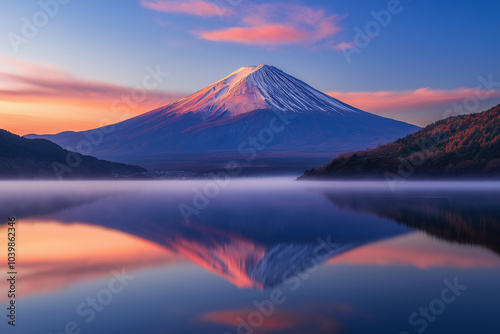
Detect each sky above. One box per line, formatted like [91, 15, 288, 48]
[0, 0, 499, 135]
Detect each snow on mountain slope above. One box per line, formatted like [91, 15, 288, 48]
[150, 64, 362, 120]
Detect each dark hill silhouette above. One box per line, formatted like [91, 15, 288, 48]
[0, 129, 146, 179]
[301, 104, 500, 179]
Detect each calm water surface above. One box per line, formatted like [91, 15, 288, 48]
[0, 179, 499, 334]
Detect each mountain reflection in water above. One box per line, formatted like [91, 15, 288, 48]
[1, 180, 500, 334]
[1, 180, 499, 291]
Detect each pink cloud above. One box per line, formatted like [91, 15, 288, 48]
[0, 56, 185, 106]
[0, 71, 183, 103]
[144, 1, 346, 49]
[0, 54, 68, 80]
[198, 24, 309, 45]
[328, 88, 500, 113]
[327, 87, 500, 126]
[197, 3, 344, 47]
[141, 0, 225, 17]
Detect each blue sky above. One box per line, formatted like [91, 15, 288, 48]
[0, 0, 499, 134]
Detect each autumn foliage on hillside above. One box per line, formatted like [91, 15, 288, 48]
[302, 104, 500, 179]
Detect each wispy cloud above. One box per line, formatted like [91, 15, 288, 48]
[0, 55, 183, 104]
[330, 41, 355, 51]
[143, 1, 346, 49]
[328, 88, 500, 112]
[197, 3, 344, 47]
[328, 87, 500, 125]
[141, 0, 225, 17]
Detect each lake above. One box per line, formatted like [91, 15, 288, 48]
[0, 179, 499, 334]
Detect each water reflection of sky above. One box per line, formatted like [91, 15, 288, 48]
[0, 180, 499, 334]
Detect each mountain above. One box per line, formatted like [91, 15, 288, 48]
[27, 65, 419, 171]
[0, 129, 146, 179]
[300, 104, 500, 179]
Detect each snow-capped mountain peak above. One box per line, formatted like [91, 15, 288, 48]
[160, 64, 361, 119]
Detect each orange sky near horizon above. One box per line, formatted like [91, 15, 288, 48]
[0, 99, 163, 136]
[4, 84, 500, 137]
[1, 55, 499, 136]
[0, 55, 184, 136]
